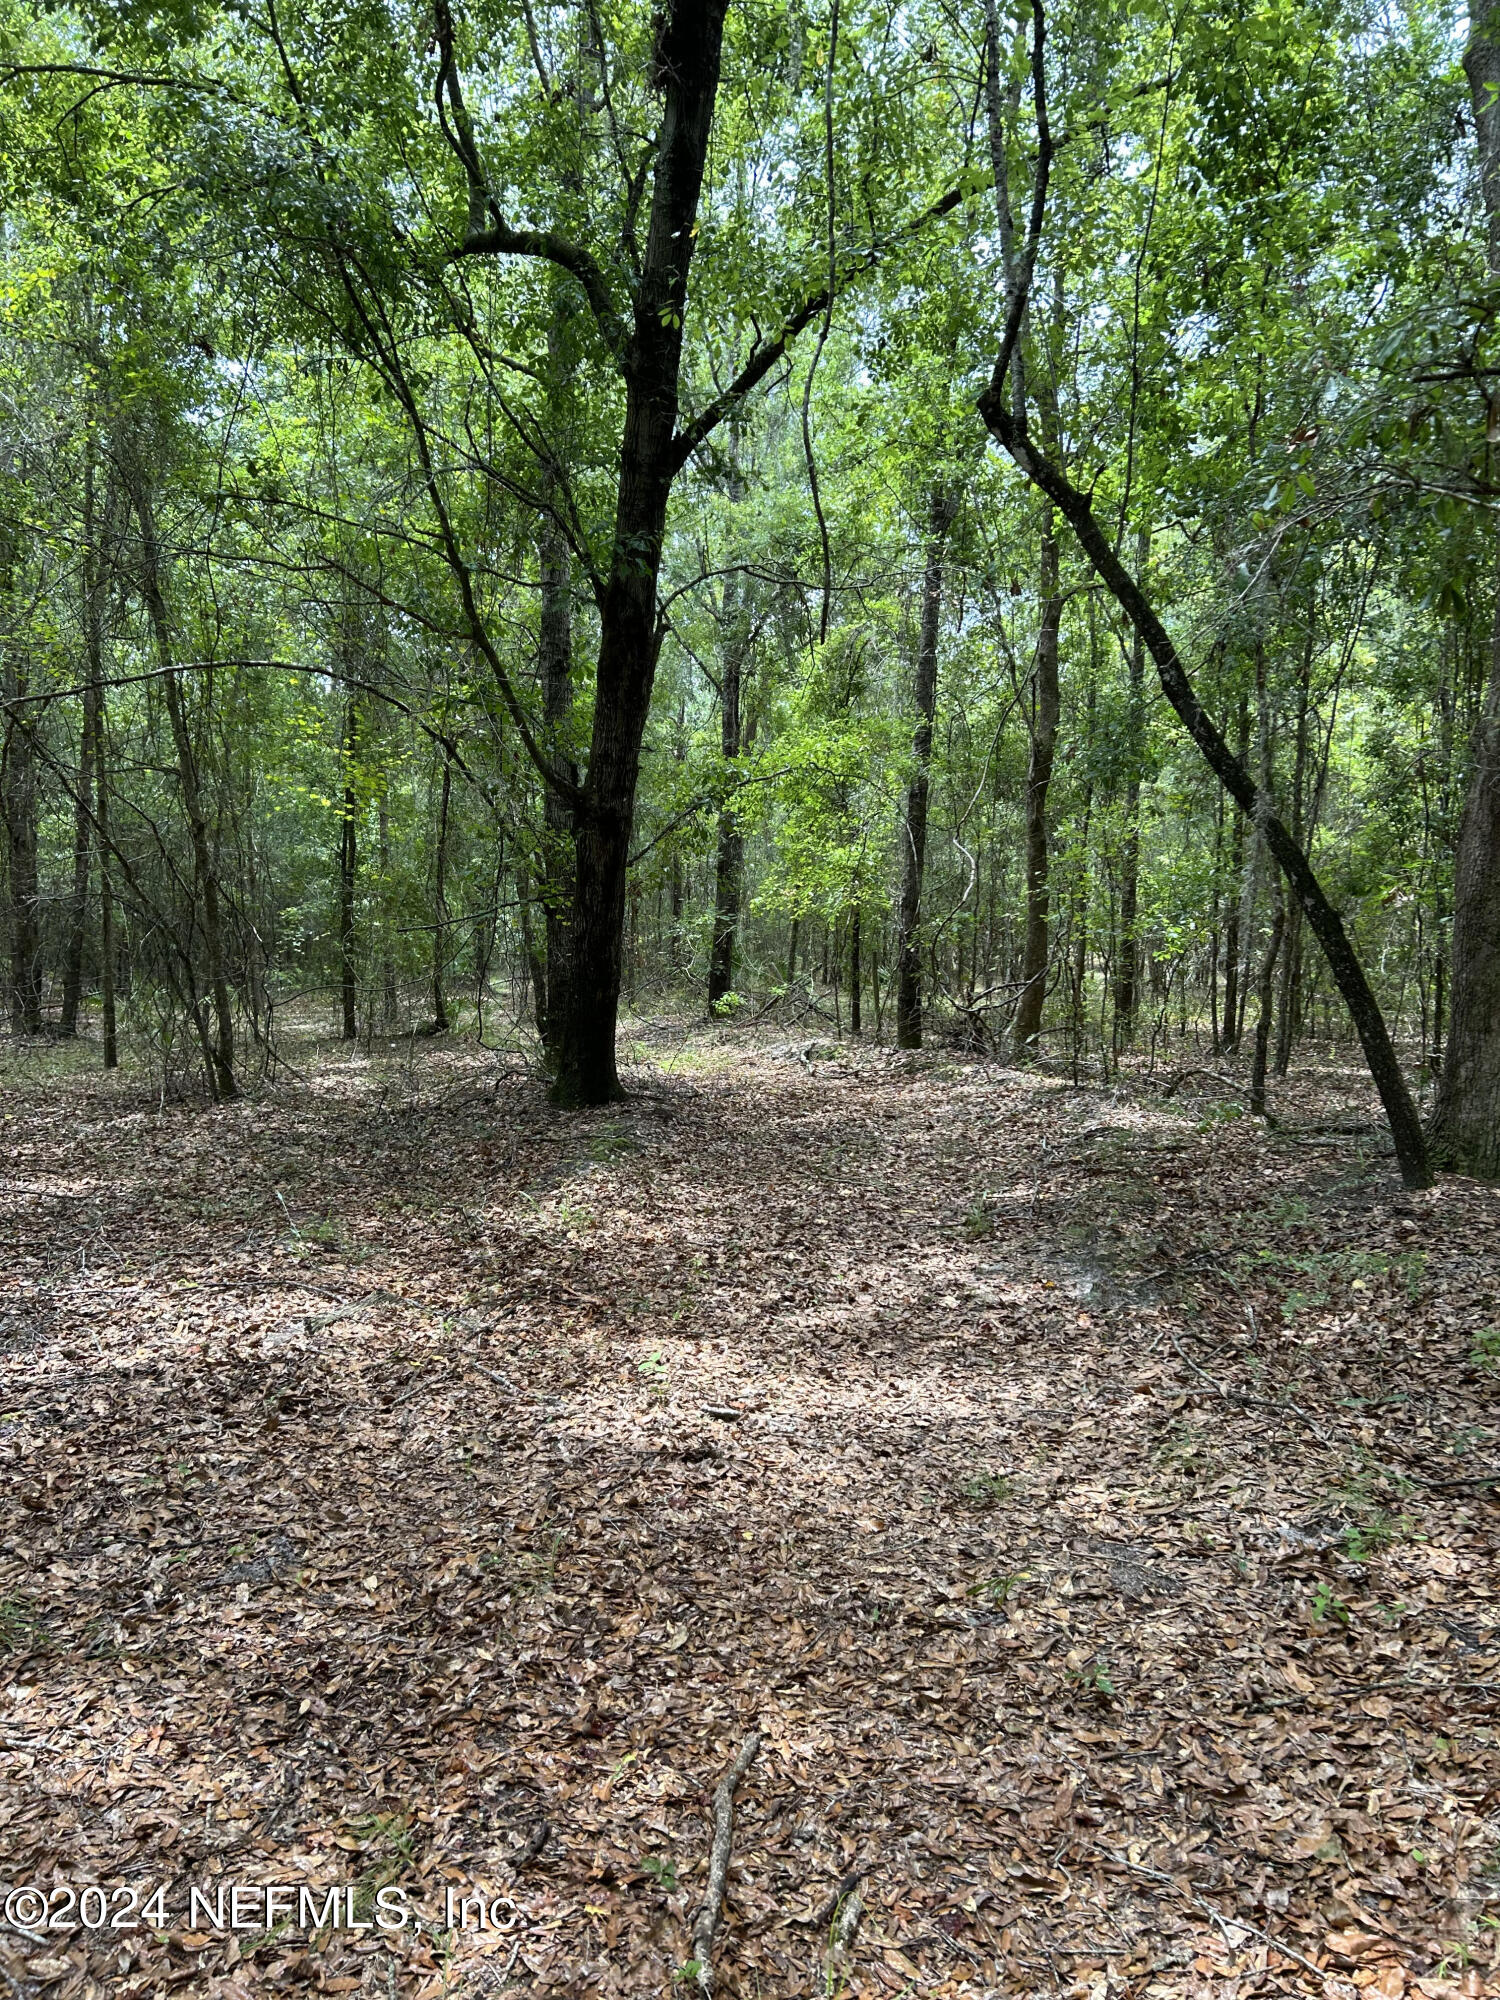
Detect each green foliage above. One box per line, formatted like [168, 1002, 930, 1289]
[0, 0, 1479, 1096]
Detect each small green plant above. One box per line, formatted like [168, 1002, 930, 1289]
[587, 1122, 639, 1163]
[1472, 1326, 1500, 1371]
[640, 1855, 677, 1892]
[1066, 1655, 1115, 1698]
[958, 1471, 1012, 1511]
[674, 1960, 704, 1984]
[961, 1199, 995, 1242]
[968, 1570, 1028, 1610]
[637, 1349, 669, 1391]
[1195, 1099, 1245, 1131]
[1311, 1582, 1350, 1626]
[1342, 1511, 1403, 1562]
[0, 1596, 45, 1653]
[709, 990, 745, 1018]
[514, 1528, 567, 1596]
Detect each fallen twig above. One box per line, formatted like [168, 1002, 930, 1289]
[691, 1729, 761, 1994]
[469, 1361, 521, 1395]
[1169, 1332, 1331, 1443]
[1099, 1849, 1326, 1980]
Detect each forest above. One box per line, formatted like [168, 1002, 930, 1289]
[0, 0, 1498, 1996]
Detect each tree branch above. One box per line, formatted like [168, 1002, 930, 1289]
[433, 0, 626, 363]
[668, 177, 983, 473]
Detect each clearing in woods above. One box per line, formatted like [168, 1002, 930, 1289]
[0, 1026, 1497, 1999]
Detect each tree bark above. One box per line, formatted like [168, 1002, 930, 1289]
[1220, 691, 1249, 1051]
[536, 326, 577, 1060]
[979, 393, 1430, 1187]
[123, 449, 236, 1099]
[378, 785, 397, 1025]
[1113, 530, 1148, 1046]
[552, 0, 731, 1103]
[707, 564, 749, 1012]
[895, 486, 956, 1047]
[339, 692, 359, 1041]
[2, 660, 42, 1035]
[1012, 517, 1061, 1054]
[849, 905, 861, 1036]
[1250, 883, 1285, 1118]
[82, 444, 118, 1065]
[98, 730, 117, 1070]
[432, 751, 451, 1033]
[1274, 639, 1312, 1076]
[1432, 9, 1500, 1179]
[60, 704, 94, 1037]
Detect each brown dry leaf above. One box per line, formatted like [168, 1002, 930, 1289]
[2, 1033, 1496, 1997]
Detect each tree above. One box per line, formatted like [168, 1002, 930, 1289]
[1432, 4, 1500, 1181]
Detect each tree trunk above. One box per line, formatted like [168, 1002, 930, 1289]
[1432, 11, 1500, 1180]
[1113, 530, 1148, 1046]
[708, 564, 750, 1012]
[552, 0, 731, 1104]
[849, 905, 861, 1036]
[1220, 691, 1249, 1051]
[339, 694, 359, 1041]
[516, 856, 549, 1040]
[378, 786, 397, 1024]
[1250, 884, 1286, 1118]
[1013, 517, 1061, 1054]
[81, 447, 118, 1065]
[98, 737, 117, 1070]
[60, 705, 94, 1037]
[1274, 642, 1312, 1076]
[432, 752, 451, 1033]
[895, 486, 956, 1047]
[2, 662, 43, 1035]
[124, 450, 236, 1100]
[980, 391, 1430, 1187]
[537, 444, 577, 1062]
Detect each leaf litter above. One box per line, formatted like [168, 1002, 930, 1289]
[0, 1028, 1497, 1998]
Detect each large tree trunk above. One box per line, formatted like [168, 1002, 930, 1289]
[1432, 10, 1500, 1179]
[1012, 518, 1061, 1054]
[895, 486, 956, 1047]
[553, 0, 731, 1104]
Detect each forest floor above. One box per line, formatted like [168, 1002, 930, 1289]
[1, 1017, 1498, 2000]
